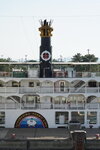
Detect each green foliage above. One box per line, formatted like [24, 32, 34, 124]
[0, 60, 39, 72]
[52, 59, 59, 62]
[71, 53, 99, 72]
[27, 60, 37, 62]
[71, 53, 98, 62]
[0, 57, 12, 71]
[0, 57, 12, 62]
[71, 53, 83, 62]
[82, 54, 98, 62]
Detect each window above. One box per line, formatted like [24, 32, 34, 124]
[29, 82, 34, 87]
[88, 81, 96, 87]
[0, 83, 3, 87]
[26, 96, 35, 103]
[12, 82, 19, 87]
[71, 112, 85, 124]
[37, 82, 40, 86]
[55, 112, 68, 124]
[87, 112, 97, 124]
[60, 81, 65, 92]
[0, 112, 5, 124]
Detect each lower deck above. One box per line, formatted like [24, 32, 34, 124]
[0, 108, 100, 128]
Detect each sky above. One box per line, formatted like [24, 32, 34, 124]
[0, 0, 100, 61]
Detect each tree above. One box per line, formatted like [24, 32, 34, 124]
[0, 57, 12, 71]
[82, 54, 98, 62]
[71, 53, 98, 62]
[0, 57, 12, 62]
[27, 60, 37, 62]
[71, 53, 98, 72]
[52, 59, 59, 62]
[71, 53, 83, 62]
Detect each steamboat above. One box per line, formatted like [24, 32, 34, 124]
[0, 20, 99, 128]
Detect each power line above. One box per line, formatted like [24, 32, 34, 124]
[0, 15, 100, 18]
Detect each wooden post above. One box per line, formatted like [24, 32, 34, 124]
[71, 130, 86, 150]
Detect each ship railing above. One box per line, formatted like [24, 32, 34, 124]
[53, 71, 100, 78]
[20, 103, 100, 110]
[5, 87, 19, 93]
[0, 87, 98, 94]
[0, 87, 19, 93]
[37, 87, 99, 93]
[86, 103, 99, 109]
[69, 87, 85, 93]
[0, 71, 100, 78]
[0, 102, 100, 110]
[75, 72, 91, 78]
[0, 72, 12, 77]
[0, 103, 20, 109]
[75, 72, 99, 78]
[0, 87, 40, 94]
[0, 103, 5, 109]
[0, 87, 99, 94]
[86, 87, 99, 93]
[19, 87, 39, 94]
[21, 103, 67, 109]
[5, 103, 20, 109]
[69, 87, 99, 93]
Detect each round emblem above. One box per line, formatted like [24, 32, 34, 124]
[14, 112, 48, 128]
[41, 50, 51, 61]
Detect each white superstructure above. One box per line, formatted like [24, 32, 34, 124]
[0, 61, 100, 128]
[0, 20, 99, 128]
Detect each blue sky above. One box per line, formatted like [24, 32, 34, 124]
[0, 0, 100, 61]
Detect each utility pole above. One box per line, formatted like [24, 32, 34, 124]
[87, 49, 90, 55]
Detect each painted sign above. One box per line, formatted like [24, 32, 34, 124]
[14, 112, 48, 128]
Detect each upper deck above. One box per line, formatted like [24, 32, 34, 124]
[0, 61, 100, 78]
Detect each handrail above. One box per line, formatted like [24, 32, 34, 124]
[0, 102, 99, 110]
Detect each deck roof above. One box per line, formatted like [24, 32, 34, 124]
[0, 61, 100, 65]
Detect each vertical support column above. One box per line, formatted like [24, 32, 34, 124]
[85, 84, 87, 93]
[71, 130, 86, 150]
[69, 111, 71, 121]
[97, 111, 99, 127]
[4, 84, 7, 109]
[20, 97, 21, 110]
[84, 111, 87, 127]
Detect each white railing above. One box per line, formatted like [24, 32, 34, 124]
[0, 87, 99, 94]
[0, 102, 100, 110]
[86, 87, 99, 93]
[0, 104, 5, 109]
[0, 103, 20, 109]
[5, 103, 20, 109]
[0, 71, 100, 78]
[0, 87, 19, 93]
[0, 72, 12, 77]
[86, 103, 99, 109]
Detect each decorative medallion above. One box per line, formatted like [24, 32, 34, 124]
[41, 50, 51, 61]
[14, 112, 48, 128]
